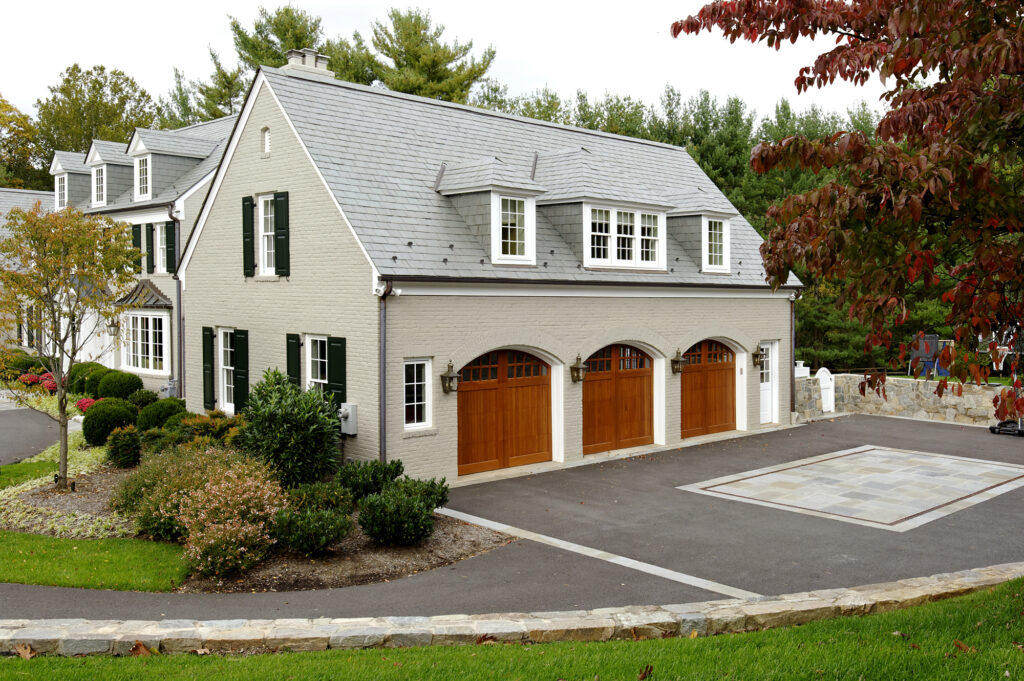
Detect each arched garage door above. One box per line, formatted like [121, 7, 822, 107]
[681, 339, 736, 438]
[583, 344, 654, 455]
[457, 350, 552, 475]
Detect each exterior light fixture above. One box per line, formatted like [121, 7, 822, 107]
[671, 348, 685, 374]
[440, 360, 460, 394]
[106, 319, 120, 337]
[570, 354, 589, 383]
[751, 346, 764, 368]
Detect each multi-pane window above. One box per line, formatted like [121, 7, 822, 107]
[500, 197, 526, 257]
[307, 336, 328, 392]
[640, 213, 658, 262]
[759, 343, 772, 384]
[94, 167, 104, 204]
[123, 313, 166, 372]
[707, 219, 725, 268]
[260, 196, 276, 274]
[56, 176, 66, 209]
[587, 206, 663, 268]
[590, 208, 611, 260]
[404, 360, 430, 428]
[138, 157, 149, 197]
[156, 223, 167, 272]
[616, 211, 635, 261]
[221, 330, 235, 411]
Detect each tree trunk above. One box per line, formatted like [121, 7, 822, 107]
[57, 386, 68, 491]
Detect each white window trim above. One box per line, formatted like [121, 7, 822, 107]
[305, 334, 328, 392]
[759, 340, 780, 424]
[582, 202, 667, 270]
[92, 165, 106, 208]
[219, 327, 235, 415]
[55, 174, 67, 210]
[135, 155, 152, 201]
[403, 358, 432, 430]
[261, 127, 271, 155]
[490, 192, 536, 265]
[701, 215, 731, 273]
[120, 311, 170, 376]
[155, 222, 167, 274]
[258, 194, 276, 276]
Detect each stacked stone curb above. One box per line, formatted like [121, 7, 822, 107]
[2, 562, 1022, 657]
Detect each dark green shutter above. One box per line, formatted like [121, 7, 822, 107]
[132, 224, 142, 272]
[273, 191, 289, 276]
[202, 326, 215, 410]
[327, 336, 346, 404]
[242, 196, 255, 277]
[232, 329, 249, 412]
[165, 221, 177, 274]
[145, 223, 155, 274]
[286, 333, 301, 386]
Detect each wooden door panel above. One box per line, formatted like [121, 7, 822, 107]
[616, 372, 653, 448]
[507, 381, 552, 466]
[582, 375, 615, 455]
[681, 370, 706, 439]
[681, 340, 736, 439]
[706, 366, 735, 434]
[457, 386, 502, 475]
[582, 344, 653, 455]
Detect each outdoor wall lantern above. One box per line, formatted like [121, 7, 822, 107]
[751, 346, 765, 368]
[570, 354, 589, 383]
[440, 360, 461, 394]
[106, 319, 120, 337]
[670, 348, 685, 375]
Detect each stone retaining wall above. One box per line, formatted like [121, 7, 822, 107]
[796, 374, 1001, 426]
[3, 562, 1022, 657]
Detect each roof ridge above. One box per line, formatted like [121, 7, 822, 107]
[262, 67, 688, 155]
[175, 115, 238, 133]
[0, 188, 52, 195]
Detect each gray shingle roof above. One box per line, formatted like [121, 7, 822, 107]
[0, 189, 52, 242]
[437, 156, 546, 195]
[52, 151, 89, 175]
[133, 129, 220, 158]
[89, 140, 131, 166]
[118, 279, 172, 309]
[262, 67, 793, 288]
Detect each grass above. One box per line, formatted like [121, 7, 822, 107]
[0, 460, 57, 490]
[3, 579, 1024, 679]
[0, 530, 187, 591]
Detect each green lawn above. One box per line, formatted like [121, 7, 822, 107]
[3, 578, 1024, 679]
[0, 531, 187, 591]
[0, 460, 57, 490]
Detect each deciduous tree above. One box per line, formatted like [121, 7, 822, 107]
[674, 0, 1024, 418]
[0, 94, 47, 189]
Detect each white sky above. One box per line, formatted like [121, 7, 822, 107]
[2, 0, 887, 123]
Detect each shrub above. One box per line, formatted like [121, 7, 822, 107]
[84, 366, 113, 398]
[273, 507, 353, 557]
[337, 459, 405, 501]
[4, 353, 44, 380]
[137, 398, 186, 431]
[172, 412, 244, 445]
[82, 398, 137, 446]
[387, 476, 449, 510]
[235, 369, 341, 488]
[286, 481, 354, 513]
[127, 389, 159, 409]
[67, 361, 102, 393]
[75, 397, 97, 413]
[161, 410, 190, 430]
[178, 457, 287, 577]
[17, 373, 40, 386]
[97, 370, 144, 400]
[107, 425, 142, 467]
[358, 486, 435, 547]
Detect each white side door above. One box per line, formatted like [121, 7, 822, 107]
[759, 341, 778, 424]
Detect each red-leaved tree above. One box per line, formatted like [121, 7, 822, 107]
[674, 1, 1024, 418]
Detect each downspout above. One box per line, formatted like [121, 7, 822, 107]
[790, 291, 797, 415]
[378, 281, 394, 463]
[168, 203, 184, 398]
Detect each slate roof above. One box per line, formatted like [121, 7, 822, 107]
[261, 67, 794, 288]
[51, 151, 89, 175]
[436, 157, 546, 195]
[132, 129, 220, 158]
[89, 140, 132, 166]
[0, 189, 52, 242]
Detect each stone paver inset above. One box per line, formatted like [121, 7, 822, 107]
[679, 445, 1024, 531]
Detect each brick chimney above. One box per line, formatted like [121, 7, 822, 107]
[280, 48, 334, 77]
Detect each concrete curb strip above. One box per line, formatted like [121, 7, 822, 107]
[2, 562, 1022, 656]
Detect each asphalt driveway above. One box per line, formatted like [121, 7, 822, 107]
[0, 403, 58, 464]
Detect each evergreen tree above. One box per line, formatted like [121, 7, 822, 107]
[195, 50, 247, 119]
[230, 5, 324, 71]
[155, 69, 200, 130]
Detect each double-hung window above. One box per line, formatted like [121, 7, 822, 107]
[701, 216, 731, 273]
[220, 329, 235, 413]
[585, 206, 664, 269]
[403, 359, 431, 429]
[122, 312, 168, 374]
[93, 166, 105, 206]
[259, 195, 276, 275]
[500, 197, 526, 257]
[156, 222, 167, 273]
[137, 157, 150, 199]
[307, 336, 328, 392]
[490, 193, 536, 265]
[56, 175, 66, 209]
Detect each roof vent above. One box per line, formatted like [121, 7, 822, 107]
[281, 48, 334, 77]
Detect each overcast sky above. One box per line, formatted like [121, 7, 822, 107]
[3, 0, 887, 124]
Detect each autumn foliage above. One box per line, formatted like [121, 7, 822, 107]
[674, 1, 1024, 418]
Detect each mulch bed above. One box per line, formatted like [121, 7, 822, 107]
[180, 514, 513, 593]
[20, 465, 132, 518]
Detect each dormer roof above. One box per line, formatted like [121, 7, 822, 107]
[533, 147, 674, 209]
[85, 140, 131, 167]
[436, 156, 546, 196]
[128, 128, 220, 159]
[49, 151, 89, 175]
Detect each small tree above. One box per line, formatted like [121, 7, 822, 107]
[0, 204, 137, 489]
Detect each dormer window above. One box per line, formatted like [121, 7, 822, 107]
[55, 175, 66, 209]
[136, 156, 150, 200]
[490, 193, 535, 265]
[702, 216, 731, 273]
[584, 205, 665, 270]
[93, 166, 105, 207]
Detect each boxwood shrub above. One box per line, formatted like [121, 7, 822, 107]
[107, 425, 142, 467]
[358, 486, 435, 546]
[387, 476, 449, 510]
[273, 507, 353, 557]
[286, 481, 354, 513]
[137, 398, 186, 432]
[84, 366, 113, 398]
[128, 389, 159, 409]
[82, 398, 137, 446]
[97, 370, 144, 400]
[67, 362, 102, 393]
[337, 459, 405, 501]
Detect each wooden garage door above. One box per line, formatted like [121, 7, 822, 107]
[583, 344, 654, 455]
[457, 350, 552, 475]
[681, 340, 736, 438]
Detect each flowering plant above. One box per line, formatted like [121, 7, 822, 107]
[76, 397, 97, 413]
[17, 373, 39, 386]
